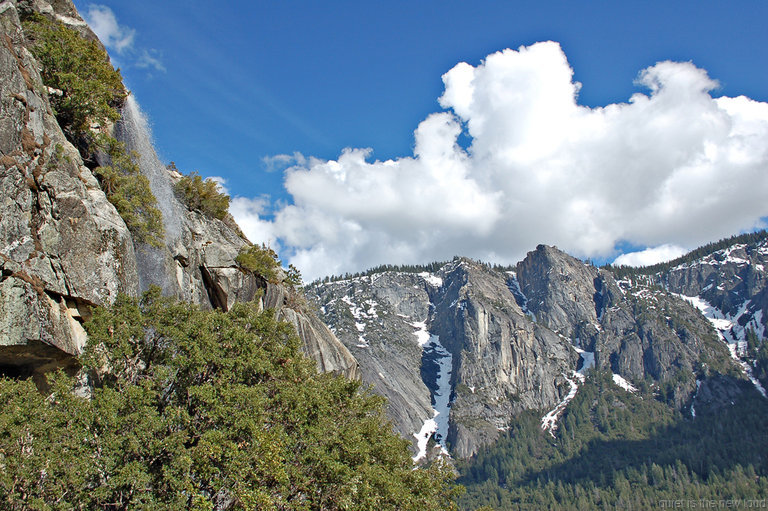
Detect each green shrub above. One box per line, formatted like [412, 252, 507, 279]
[285, 263, 303, 287]
[173, 169, 230, 220]
[94, 135, 164, 247]
[22, 12, 127, 142]
[236, 243, 281, 282]
[0, 290, 460, 509]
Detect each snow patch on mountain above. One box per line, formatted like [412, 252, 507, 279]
[574, 346, 595, 376]
[612, 373, 638, 393]
[691, 379, 701, 418]
[430, 334, 453, 452]
[506, 271, 536, 321]
[541, 371, 583, 437]
[341, 295, 380, 347]
[419, 272, 443, 288]
[413, 332, 453, 460]
[675, 293, 767, 398]
[409, 320, 431, 347]
[412, 417, 438, 462]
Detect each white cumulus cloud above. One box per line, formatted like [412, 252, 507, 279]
[612, 244, 688, 267]
[231, 41, 768, 281]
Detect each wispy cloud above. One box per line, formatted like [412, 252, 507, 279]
[226, 42, 768, 281]
[82, 5, 165, 75]
[83, 5, 134, 53]
[262, 153, 307, 173]
[136, 49, 166, 73]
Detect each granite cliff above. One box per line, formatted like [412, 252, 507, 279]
[2, 0, 765, 472]
[307, 243, 756, 458]
[0, 0, 358, 385]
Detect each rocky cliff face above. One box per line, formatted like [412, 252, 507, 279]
[1, 0, 137, 384]
[0, 0, 358, 383]
[639, 235, 768, 401]
[517, 245, 731, 407]
[307, 248, 744, 458]
[653, 239, 768, 345]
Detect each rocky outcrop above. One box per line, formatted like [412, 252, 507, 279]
[654, 239, 768, 342]
[308, 249, 742, 458]
[516, 245, 733, 408]
[1, 0, 137, 380]
[431, 259, 576, 458]
[0, 0, 358, 382]
[308, 259, 580, 458]
[309, 272, 435, 446]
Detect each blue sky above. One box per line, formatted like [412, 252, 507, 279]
[73, 1, 768, 279]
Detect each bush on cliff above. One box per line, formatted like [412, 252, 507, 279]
[173, 169, 231, 221]
[236, 243, 282, 282]
[0, 289, 458, 510]
[22, 12, 164, 248]
[21, 12, 126, 142]
[94, 134, 165, 247]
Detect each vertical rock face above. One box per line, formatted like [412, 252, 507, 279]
[516, 244, 604, 341]
[309, 272, 435, 446]
[307, 259, 580, 459]
[308, 249, 741, 458]
[0, 0, 358, 382]
[654, 240, 768, 342]
[1, 0, 137, 379]
[430, 259, 576, 458]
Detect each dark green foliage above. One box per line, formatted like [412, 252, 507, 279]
[173, 169, 230, 220]
[311, 260, 450, 285]
[235, 243, 282, 282]
[747, 329, 768, 388]
[22, 12, 126, 142]
[285, 264, 303, 287]
[458, 371, 768, 510]
[94, 135, 165, 247]
[0, 289, 458, 510]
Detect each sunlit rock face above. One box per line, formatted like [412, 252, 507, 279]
[307, 258, 577, 459]
[308, 244, 749, 458]
[1, 0, 137, 381]
[0, 0, 358, 382]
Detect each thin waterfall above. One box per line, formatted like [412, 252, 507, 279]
[115, 95, 184, 241]
[414, 329, 453, 460]
[424, 334, 453, 450]
[113, 95, 186, 294]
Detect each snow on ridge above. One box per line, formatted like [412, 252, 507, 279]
[418, 272, 443, 288]
[541, 372, 581, 437]
[675, 293, 761, 346]
[409, 320, 431, 347]
[612, 373, 638, 393]
[676, 293, 767, 399]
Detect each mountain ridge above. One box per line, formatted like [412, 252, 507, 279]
[306, 238, 766, 459]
